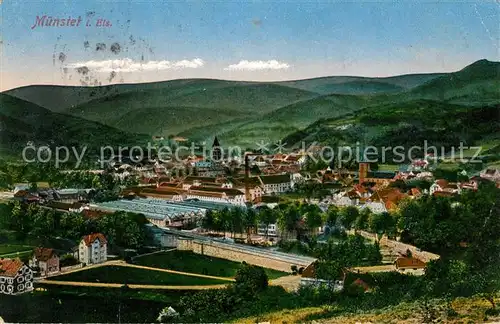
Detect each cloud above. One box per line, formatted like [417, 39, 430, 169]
[225, 60, 290, 71]
[66, 58, 204, 72]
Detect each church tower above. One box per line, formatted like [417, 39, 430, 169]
[212, 136, 222, 162]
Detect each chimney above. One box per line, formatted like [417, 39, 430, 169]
[359, 162, 370, 184]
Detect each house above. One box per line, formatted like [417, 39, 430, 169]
[78, 233, 107, 265]
[29, 248, 60, 276]
[300, 261, 344, 291]
[186, 186, 246, 205]
[13, 190, 40, 203]
[394, 256, 426, 271]
[181, 176, 220, 190]
[331, 191, 356, 207]
[358, 162, 396, 185]
[480, 168, 500, 182]
[13, 184, 29, 194]
[368, 187, 408, 212]
[54, 189, 90, 203]
[258, 174, 292, 194]
[0, 258, 34, 295]
[429, 179, 461, 195]
[257, 223, 279, 237]
[361, 201, 388, 214]
[409, 159, 429, 171]
[232, 177, 264, 202]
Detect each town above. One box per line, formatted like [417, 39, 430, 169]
[0, 135, 499, 322]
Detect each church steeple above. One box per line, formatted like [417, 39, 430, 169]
[212, 136, 220, 148]
[212, 136, 222, 161]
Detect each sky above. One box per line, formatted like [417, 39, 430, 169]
[1, 0, 499, 91]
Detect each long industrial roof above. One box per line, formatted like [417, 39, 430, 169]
[93, 198, 243, 220]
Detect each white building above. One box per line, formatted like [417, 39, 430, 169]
[78, 233, 108, 265]
[0, 258, 34, 295]
[360, 201, 387, 214]
[259, 174, 292, 194]
[186, 187, 246, 205]
[480, 168, 500, 182]
[257, 223, 279, 237]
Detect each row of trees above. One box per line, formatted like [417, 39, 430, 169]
[0, 161, 138, 191]
[201, 201, 399, 243]
[0, 201, 149, 249]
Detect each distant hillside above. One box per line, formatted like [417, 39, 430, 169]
[58, 83, 318, 136]
[282, 99, 500, 156]
[409, 59, 500, 104]
[279, 73, 443, 94]
[212, 94, 371, 147]
[0, 94, 146, 155]
[4, 79, 250, 113]
[3, 59, 499, 149]
[5, 72, 442, 112]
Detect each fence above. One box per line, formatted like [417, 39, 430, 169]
[60, 263, 83, 273]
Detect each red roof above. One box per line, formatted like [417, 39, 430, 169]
[410, 188, 421, 196]
[34, 248, 57, 262]
[82, 233, 107, 246]
[433, 191, 454, 197]
[82, 209, 110, 219]
[395, 257, 426, 269]
[0, 258, 25, 277]
[435, 179, 448, 188]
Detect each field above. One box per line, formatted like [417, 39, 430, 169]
[50, 265, 230, 286]
[133, 250, 289, 279]
[0, 244, 33, 258]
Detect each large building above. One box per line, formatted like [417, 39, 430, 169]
[78, 233, 108, 265]
[259, 174, 292, 194]
[0, 258, 34, 295]
[29, 247, 60, 276]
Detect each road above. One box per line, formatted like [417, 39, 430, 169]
[39, 280, 229, 290]
[38, 260, 302, 291]
[352, 265, 425, 276]
[44, 259, 234, 281]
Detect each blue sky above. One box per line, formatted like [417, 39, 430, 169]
[1, 0, 499, 90]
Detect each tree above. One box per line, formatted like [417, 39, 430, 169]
[215, 208, 231, 238]
[234, 263, 268, 295]
[202, 210, 215, 232]
[355, 207, 371, 232]
[305, 207, 323, 234]
[230, 208, 244, 237]
[243, 208, 257, 242]
[258, 206, 277, 240]
[326, 205, 339, 227]
[96, 211, 147, 248]
[277, 204, 301, 240]
[369, 212, 395, 241]
[339, 206, 359, 230]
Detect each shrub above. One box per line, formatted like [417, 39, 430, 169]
[235, 263, 269, 295]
